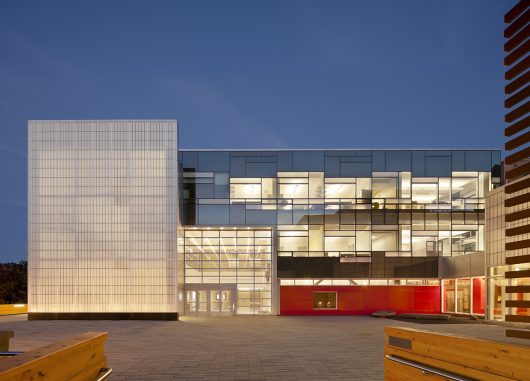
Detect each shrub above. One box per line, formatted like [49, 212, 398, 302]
[0, 261, 27, 304]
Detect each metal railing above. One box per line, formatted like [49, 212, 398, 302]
[385, 355, 474, 381]
[0, 351, 23, 356]
[96, 368, 113, 381]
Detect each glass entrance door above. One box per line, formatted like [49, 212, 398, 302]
[186, 286, 236, 315]
[210, 290, 233, 313]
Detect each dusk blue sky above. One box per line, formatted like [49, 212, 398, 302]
[0, 1, 509, 262]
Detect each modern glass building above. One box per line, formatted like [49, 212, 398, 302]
[28, 120, 501, 319]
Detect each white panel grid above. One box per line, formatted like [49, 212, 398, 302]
[28, 120, 178, 313]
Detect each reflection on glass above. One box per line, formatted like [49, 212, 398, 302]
[457, 279, 471, 314]
[372, 178, 397, 198]
[188, 167, 492, 259]
[313, 292, 337, 309]
[184, 228, 272, 315]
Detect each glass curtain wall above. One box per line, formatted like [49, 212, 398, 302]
[181, 150, 499, 278]
[183, 227, 272, 315]
[225, 171, 490, 259]
[442, 277, 485, 315]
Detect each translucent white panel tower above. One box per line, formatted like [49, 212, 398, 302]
[28, 120, 178, 318]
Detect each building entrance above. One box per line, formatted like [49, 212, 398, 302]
[181, 227, 273, 315]
[186, 285, 237, 315]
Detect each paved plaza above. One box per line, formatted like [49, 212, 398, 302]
[1, 314, 529, 380]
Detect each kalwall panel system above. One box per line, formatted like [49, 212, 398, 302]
[28, 120, 178, 314]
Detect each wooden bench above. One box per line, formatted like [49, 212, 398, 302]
[0, 332, 111, 381]
[385, 326, 530, 380]
[0, 305, 28, 316]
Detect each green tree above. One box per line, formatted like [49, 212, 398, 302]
[0, 261, 27, 304]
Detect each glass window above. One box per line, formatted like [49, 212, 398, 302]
[309, 225, 324, 251]
[215, 173, 229, 185]
[325, 157, 341, 177]
[479, 172, 491, 197]
[278, 236, 308, 251]
[400, 172, 411, 198]
[452, 178, 478, 199]
[386, 151, 411, 171]
[439, 213, 451, 230]
[325, 181, 356, 199]
[372, 151, 385, 171]
[198, 205, 229, 225]
[230, 205, 246, 224]
[196, 183, 214, 198]
[245, 210, 277, 225]
[412, 183, 438, 204]
[309, 172, 324, 198]
[386, 211, 398, 225]
[412, 151, 426, 176]
[277, 209, 292, 225]
[279, 183, 308, 198]
[372, 178, 397, 198]
[340, 211, 355, 225]
[182, 151, 199, 169]
[313, 292, 337, 309]
[341, 162, 371, 177]
[293, 208, 309, 224]
[356, 210, 371, 224]
[229, 157, 245, 177]
[353, 231, 369, 251]
[452, 230, 477, 252]
[443, 279, 455, 313]
[425, 213, 438, 230]
[400, 226, 411, 251]
[465, 151, 492, 171]
[452, 151, 465, 171]
[356, 178, 372, 198]
[246, 162, 276, 177]
[230, 181, 261, 199]
[198, 152, 229, 171]
[457, 279, 471, 314]
[426, 156, 451, 177]
[325, 236, 355, 252]
[371, 231, 397, 251]
[399, 212, 411, 224]
[412, 212, 424, 230]
[214, 173, 229, 198]
[412, 235, 439, 257]
[262, 178, 276, 198]
[277, 151, 293, 171]
[438, 231, 451, 256]
[183, 227, 272, 315]
[293, 151, 324, 171]
[439, 178, 451, 204]
[372, 211, 384, 225]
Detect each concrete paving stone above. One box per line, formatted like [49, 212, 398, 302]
[1, 314, 529, 380]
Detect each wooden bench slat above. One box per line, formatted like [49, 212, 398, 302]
[385, 346, 517, 381]
[385, 326, 530, 381]
[0, 332, 108, 381]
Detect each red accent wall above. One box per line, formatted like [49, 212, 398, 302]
[280, 285, 441, 315]
[472, 278, 485, 315]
